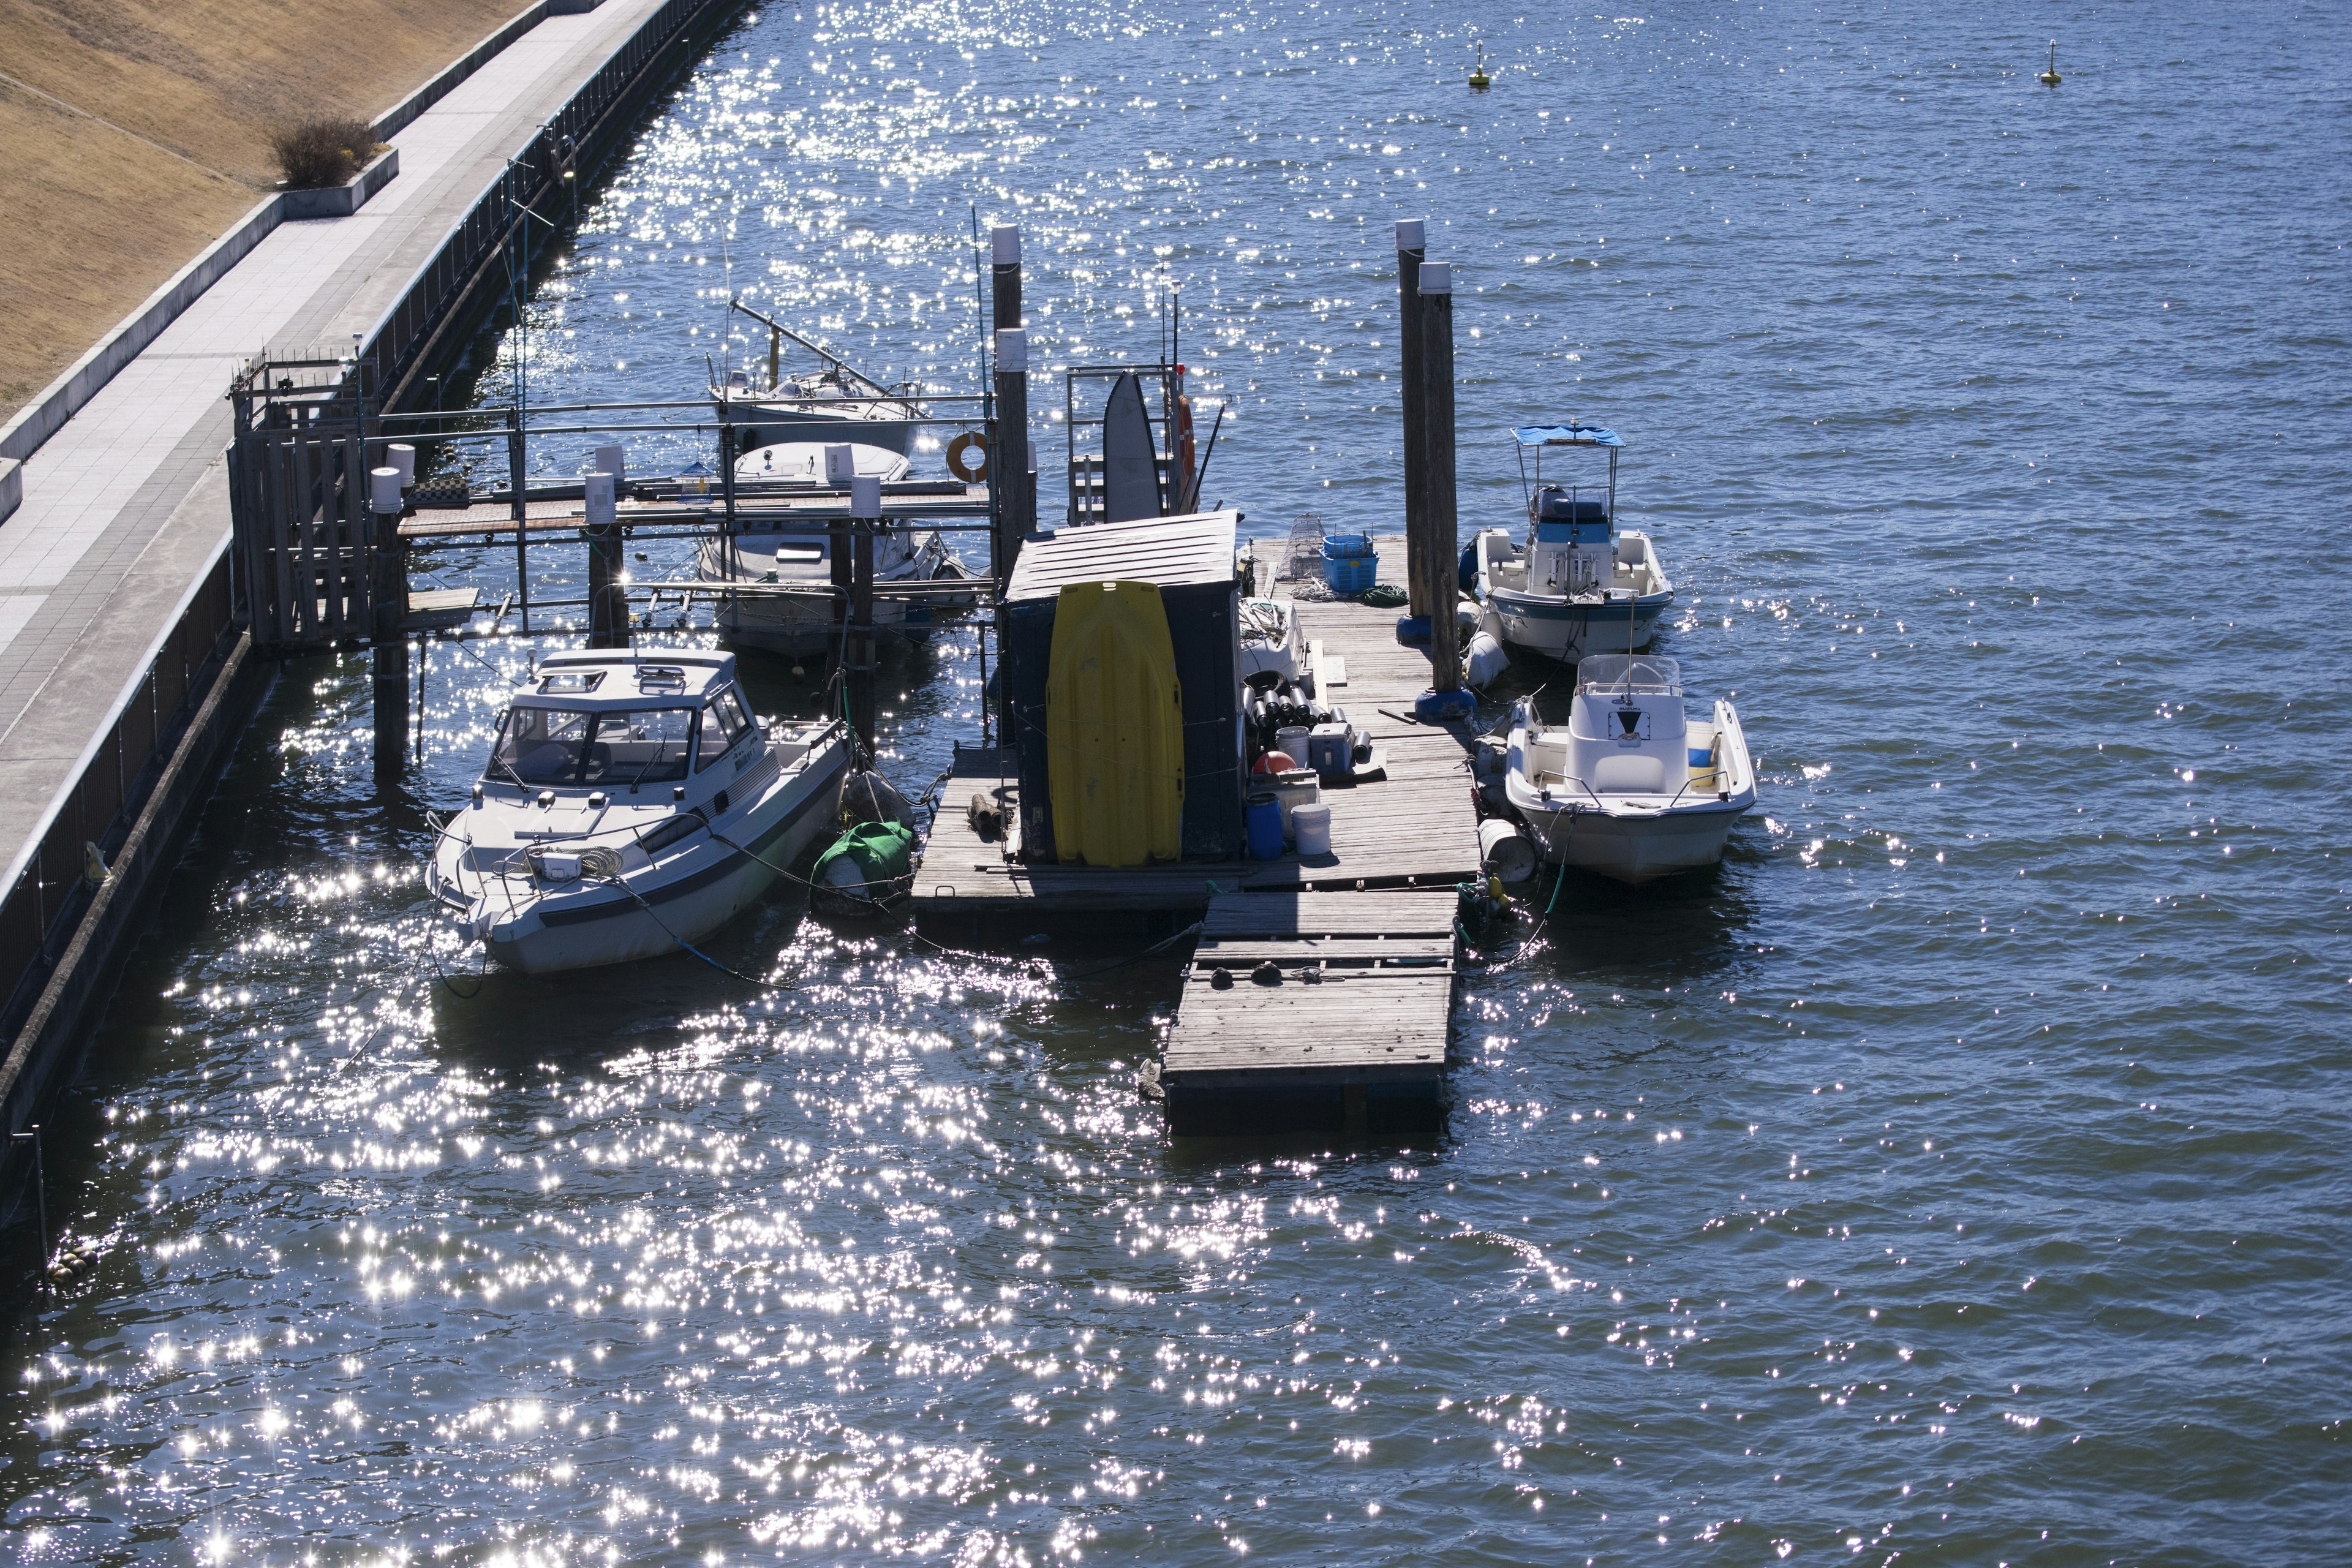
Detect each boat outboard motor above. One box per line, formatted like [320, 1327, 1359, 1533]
[1527, 486, 1613, 595]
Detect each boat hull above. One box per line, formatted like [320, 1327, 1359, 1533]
[1487, 587, 1672, 662]
[456, 741, 849, 974]
[1517, 799, 1746, 884]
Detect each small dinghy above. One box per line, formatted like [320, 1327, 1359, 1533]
[697, 440, 974, 656]
[427, 650, 850, 973]
[1503, 654, 1755, 884]
[1469, 421, 1673, 663]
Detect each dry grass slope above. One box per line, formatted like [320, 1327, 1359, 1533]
[0, 0, 530, 416]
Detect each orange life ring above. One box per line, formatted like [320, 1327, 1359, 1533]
[946, 431, 989, 483]
[1174, 396, 1197, 510]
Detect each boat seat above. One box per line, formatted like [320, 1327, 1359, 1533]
[1591, 753, 1667, 794]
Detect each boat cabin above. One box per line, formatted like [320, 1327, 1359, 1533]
[483, 652, 813, 816]
[1525, 655, 1692, 797]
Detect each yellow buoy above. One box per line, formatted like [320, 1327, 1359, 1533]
[1469, 43, 1491, 91]
[2038, 40, 2062, 87]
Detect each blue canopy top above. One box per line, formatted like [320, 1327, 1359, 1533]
[1514, 423, 1623, 448]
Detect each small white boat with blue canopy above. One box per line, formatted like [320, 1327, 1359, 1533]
[1503, 654, 1754, 884]
[1468, 423, 1673, 663]
[427, 650, 850, 973]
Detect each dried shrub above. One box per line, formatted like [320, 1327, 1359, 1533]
[270, 116, 382, 190]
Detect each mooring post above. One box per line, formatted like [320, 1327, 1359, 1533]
[848, 472, 881, 754]
[826, 442, 854, 721]
[989, 227, 1027, 579]
[992, 330, 1030, 584]
[1418, 262, 1463, 699]
[1395, 217, 1430, 617]
[590, 443, 629, 647]
[992, 223, 1022, 334]
[369, 466, 410, 772]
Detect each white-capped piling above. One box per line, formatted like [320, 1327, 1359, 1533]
[848, 471, 883, 750]
[369, 466, 409, 772]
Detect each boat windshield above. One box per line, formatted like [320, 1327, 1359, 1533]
[491, 706, 697, 786]
[1575, 655, 1683, 696]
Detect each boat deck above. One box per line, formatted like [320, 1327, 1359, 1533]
[911, 537, 1480, 925]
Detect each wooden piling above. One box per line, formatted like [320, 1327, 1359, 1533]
[1418, 262, 1461, 693]
[368, 468, 409, 774]
[848, 475, 880, 752]
[1395, 219, 1429, 616]
[584, 469, 626, 649]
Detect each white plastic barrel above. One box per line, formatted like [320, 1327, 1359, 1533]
[585, 471, 616, 527]
[368, 466, 402, 514]
[1478, 818, 1539, 884]
[1292, 802, 1333, 856]
[1275, 725, 1311, 768]
[850, 473, 883, 519]
[594, 443, 626, 486]
[824, 443, 856, 483]
[386, 443, 416, 486]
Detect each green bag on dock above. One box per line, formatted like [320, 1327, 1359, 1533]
[813, 820, 915, 895]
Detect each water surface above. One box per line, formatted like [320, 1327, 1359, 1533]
[6, 1, 2351, 1562]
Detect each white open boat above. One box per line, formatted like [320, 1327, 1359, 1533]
[1470, 421, 1672, 663]
[695, 440, 974, 656]
[1503, 654, 1754, 884]
[427, 650, 850, 973]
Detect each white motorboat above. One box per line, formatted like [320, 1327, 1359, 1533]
[426, 650, 850, 973]
[711, 301, 921, 455]
[1502, 654, 1755, 884]
[1237, 597, 1304, 688]
[1469, 421, 1673, 663]
[696, 440, 975, 656]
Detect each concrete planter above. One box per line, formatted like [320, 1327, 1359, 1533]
[280, 145, 401, 221]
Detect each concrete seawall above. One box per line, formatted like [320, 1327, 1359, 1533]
[0, 0, 750, 1204]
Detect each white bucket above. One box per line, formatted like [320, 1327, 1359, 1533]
[1275, 725, 1311, 769]
[1291, 802, 1333, 857]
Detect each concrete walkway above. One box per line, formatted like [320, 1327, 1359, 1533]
[0, 0, 680, 889]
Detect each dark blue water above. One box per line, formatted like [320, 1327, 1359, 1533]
[7, 1, 2352, 1561]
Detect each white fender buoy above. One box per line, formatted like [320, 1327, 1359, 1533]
[1478, 818, 1539, 885]
[1463, 630, 1509, 689]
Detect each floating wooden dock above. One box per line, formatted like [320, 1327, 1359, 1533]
[1156, 889, 1457, 1135]
[914, 535, 1484, 1134]
[914, 537, 1481, 924]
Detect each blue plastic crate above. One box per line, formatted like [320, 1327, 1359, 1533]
[1322, 554, 1376, 595]
[1321, 532, 1374, 559]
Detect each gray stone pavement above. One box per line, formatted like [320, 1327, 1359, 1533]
[0, 0, 677, 889]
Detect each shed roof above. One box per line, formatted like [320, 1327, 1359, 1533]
[1006, 511, 1239, 602]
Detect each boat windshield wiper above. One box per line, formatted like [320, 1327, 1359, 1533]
[626, 736, 674, 794]
[489, 753, 529, 791]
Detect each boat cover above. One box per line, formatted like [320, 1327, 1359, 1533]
[1514, 423, 1623, 448]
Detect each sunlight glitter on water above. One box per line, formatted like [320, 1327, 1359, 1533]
[9, 0, 2352, 1561]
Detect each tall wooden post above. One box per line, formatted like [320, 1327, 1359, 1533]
[1419, 262, 1462, 696]
[586, 470, 627, 648]
[992, 223, 1022, 333]
[848, 472, 880, 753]
[369, 467, 409, 774]
[1395, 218, 1429, 616]
[992, 327, 1031, 581]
